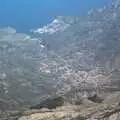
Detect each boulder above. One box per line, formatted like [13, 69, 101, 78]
[88, 94, 103, 103]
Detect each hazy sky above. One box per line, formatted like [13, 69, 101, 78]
[0, 0, 112, 32]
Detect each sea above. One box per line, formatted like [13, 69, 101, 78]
[0, 0, 112, 33]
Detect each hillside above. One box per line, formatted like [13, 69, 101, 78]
[1, 0, 120, 119]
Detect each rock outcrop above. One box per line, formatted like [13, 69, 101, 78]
[30, 96, 64, 109]
[1, 92, 120, 120]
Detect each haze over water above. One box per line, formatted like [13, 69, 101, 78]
[0, 0, 112, 32]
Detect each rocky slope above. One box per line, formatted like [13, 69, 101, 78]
[0, 27, 59, 111]
[1, 0, 120, 119]
[1, 92, 120, 120]
[31, 0, 120, 96]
